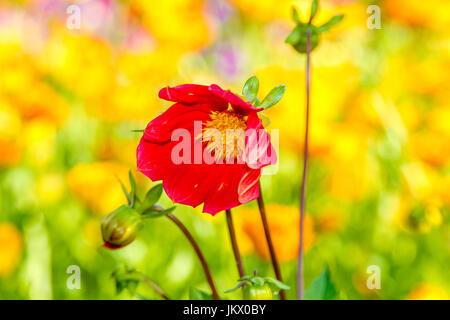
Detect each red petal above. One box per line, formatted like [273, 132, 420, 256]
[238, 166, 261, 203]
[202, 164, 245, 215]
[137, 139, 175, 181]
[143, 103, 211, 144]
[162, 163, 217, 208]
[244, 113, 277, 169]
[159, 84, 227, 109]
[208, 84, 263, 115]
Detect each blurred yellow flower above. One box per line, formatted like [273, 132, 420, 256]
[41, 27, 114, 102]
[133, 0, 210, 51]
[255, 63, 359, 154]
[67, 162, 131, 215]
[95, 136, 139, 167]
[236, 204, 315, 262]
[395, 197, 443, 234]
[229, 0, 291, 21]
[0, 139, 22, 167]
[0, 223, 23, 277]
[380, 56, 450, 99]
[0, 51, 69, 126]
[384, 0, 450, 31]
[231, 0, 367, 37]
[315, 208, 345, 233]
[400, 162, 440, 200]
[324, 125, 375, 200]
[0, 100, 22, 166]
[36, 172, 65, 205]
[427, 105, 450, 137]
[438, 175, 450, 206]
[409, 132, 450, 168]
[22, 118, 57, 168]
[97, 50, 178, 121]
[82, 218, 103, 248]
[408, 284, 449, 300]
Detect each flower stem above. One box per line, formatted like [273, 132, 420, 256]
[256, 182, 287, 300]
[141, 276, 171, 300]
[298, 28, 312, 300]
[225, 209, 245, 278]
[166, 213, 220, 300]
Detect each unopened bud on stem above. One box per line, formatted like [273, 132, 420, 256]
[102, 205, 143, 249]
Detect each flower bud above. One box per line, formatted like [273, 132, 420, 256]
[244, 283, 273, 300]
[225, 273, 289, 300]
[285, 24, 320, 54]
[101, 205, 143, 249]
[285, 3, 344, 54]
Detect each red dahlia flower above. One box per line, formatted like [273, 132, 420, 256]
[137, 84, 276, 215]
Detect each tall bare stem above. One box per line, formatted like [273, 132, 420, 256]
[166, 213, 220, 300]
[225, 209, 245, 278]
[141, 276, 171, 300]
[298, 28, 312, 300]
[256, 182, 286, 300]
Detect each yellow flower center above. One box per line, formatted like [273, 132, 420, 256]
[202, 110, 247, 163]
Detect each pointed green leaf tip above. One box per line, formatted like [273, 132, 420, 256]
[128, 170, 136, 208]
[310, 0, 319, 23]
[264, 277, 291, 290]
[259, 85, 286, 110]
[242, 76, 259, 103]
[292, 7, 300, 24]
[318, 14, 344, 32]
[285, 25, 302, 45]
[304, 267, 338, 300]
[117, 177, 132, 205]
[140, 183, 163, 212]
[224, 281, 247, 293]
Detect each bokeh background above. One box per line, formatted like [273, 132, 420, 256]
[0, 0, 449, 300]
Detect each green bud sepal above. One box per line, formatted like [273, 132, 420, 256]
[286, 0, 344, 54]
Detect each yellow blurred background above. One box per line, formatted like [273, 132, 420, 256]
[0, 0, 449, 299]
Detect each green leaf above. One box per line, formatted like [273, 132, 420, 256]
[251, 277, 264, 287]
[141, 184, 163, 211]
[292, 7, 300, 24]
[128, 170, 136, 208]
[259, 85, 286, 110]
[285, 25, 302, 45]
[189, 288, 213, 300]
[309, 0, 319, 23]
[117, 177, 131, 205]
[304, 267, 337, 300]
[317, 14, 344, 32]
[264, 277, 291, 290]
[224, 281, 247, 293]
[142, 206, 175, 219]
[238, 275, 252, 281]
[112, 267, 142, 295]
[242, 76, 259, 103]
